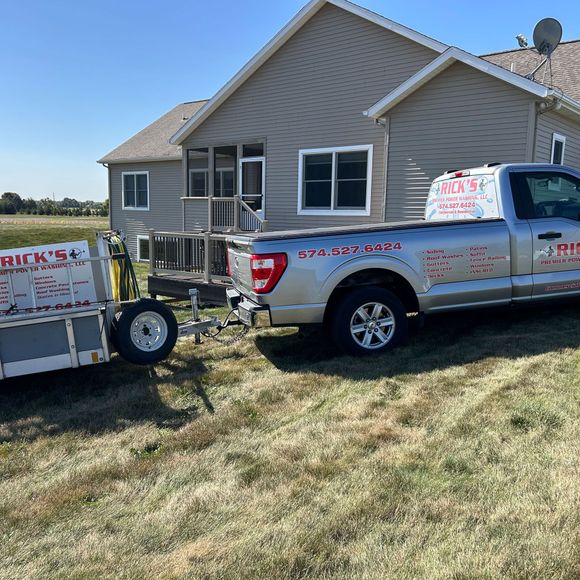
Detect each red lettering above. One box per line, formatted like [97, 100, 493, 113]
[33, 252, 48, 263]
[21, 253, 33, 264]
[441, 182, 449, 194]
[15, 254, 22, 265]
[0, 256, 14, 267]
[457, 180, 466, 194]
[469, 178, 478, 192]
[451, 181, 458, 194]
[54, 249, 67, 261]
[557, 243, 569, 256]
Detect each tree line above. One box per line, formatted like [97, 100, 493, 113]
[0, 192, 108, 217]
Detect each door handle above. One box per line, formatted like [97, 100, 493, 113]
[538, 231, 562, 240]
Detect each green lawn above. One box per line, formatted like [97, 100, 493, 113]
[0, 214, 109, 250]
[0, 218, 578, 578]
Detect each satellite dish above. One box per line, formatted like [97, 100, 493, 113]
[533, 18, 563, 56]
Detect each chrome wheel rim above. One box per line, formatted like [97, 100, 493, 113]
[350, 302, 395, 350]
[130, 312, 168, 352]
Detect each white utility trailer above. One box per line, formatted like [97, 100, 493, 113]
[0, 231, 226, 380]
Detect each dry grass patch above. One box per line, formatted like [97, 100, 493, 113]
[0, 302, 579, 578]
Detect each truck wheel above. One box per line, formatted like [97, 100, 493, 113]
[111, 299, 178, 365]
[331, 287, 407, 355]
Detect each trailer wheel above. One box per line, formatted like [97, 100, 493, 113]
[330, 286, 407, 356]
[111, 299, 178, 365]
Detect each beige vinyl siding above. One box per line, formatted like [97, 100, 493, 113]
[181, 3, 438, 230]
[534, 110, 580, 170]
[183, 200, 208, 231]
[385, 63, 533, 221]
[109, 161, 182, 258]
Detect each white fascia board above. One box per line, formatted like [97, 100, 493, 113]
[170, 0, 326, 145]
[170, 0, 449, 146]
[366, 47, 555, 119]
[553, 93, 580, 118]
[329, 0, 447, 53]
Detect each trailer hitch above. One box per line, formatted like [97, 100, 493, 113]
[176, 289, 249, 345]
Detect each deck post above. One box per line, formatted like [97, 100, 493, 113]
[148, 229, 155, 276]
[261, 219, 269, 232]
[208, 146, 215, 232]
[233, 196, 240, 231]
[203, 232, 211, 284]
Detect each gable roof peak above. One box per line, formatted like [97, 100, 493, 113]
[170, 0, 448, 145]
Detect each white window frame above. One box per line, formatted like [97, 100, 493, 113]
[188, 169, 208, 198]
[551, 133, 566, 165]
[122, 171, 149, 211]
[297, 145, 373, 216]
[136, 235, 149, 262]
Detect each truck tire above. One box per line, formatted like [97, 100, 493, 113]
[330, 286, 407, 355]
[111, 299, 178, 365]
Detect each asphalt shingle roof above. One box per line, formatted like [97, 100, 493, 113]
[98, 100, 208, 163]
[481, 40, 580, 102]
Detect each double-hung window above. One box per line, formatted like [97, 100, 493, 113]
[188, 168, 234, 197]
[122, 172, 149, 210]
[189, 170, 208, 197]
[298, 145, 372, 215]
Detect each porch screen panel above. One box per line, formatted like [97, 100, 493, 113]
[242, 161, 263, 211]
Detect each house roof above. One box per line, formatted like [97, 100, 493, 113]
[365, 46, 580, 120]
[482, 40, 580, 102]
[169, 0, 448, 145]
[98, 100, 208, 164]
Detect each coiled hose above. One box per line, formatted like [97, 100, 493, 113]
[101, 231, 141, 302]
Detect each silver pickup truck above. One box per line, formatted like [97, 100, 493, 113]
[226, 163, 580, 354]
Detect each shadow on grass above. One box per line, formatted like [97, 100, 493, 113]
[255, 301, 580, 379]
[0, 348, 212, 443]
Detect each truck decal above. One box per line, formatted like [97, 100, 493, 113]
[425, 175, 499, 221]
[297, 242, 402, 259]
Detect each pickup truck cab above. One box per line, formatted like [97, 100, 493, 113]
[226, 163, 580, 354]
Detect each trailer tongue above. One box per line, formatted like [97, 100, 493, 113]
[0, 231, 238, 380]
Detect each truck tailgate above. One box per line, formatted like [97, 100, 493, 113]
[227, 240, 254, 294]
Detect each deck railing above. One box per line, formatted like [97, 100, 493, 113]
[209, 196, 268, 232]
[148, 230, 230, 284]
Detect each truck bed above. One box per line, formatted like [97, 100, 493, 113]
[229, 218, 504, 243]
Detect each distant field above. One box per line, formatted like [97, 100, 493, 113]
[0, 214, 109, 249]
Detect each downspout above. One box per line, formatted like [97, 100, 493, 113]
[375, 117, 390, 222]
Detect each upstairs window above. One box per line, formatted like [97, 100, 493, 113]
[298, 145, 372, 215]
[122, 172, 149, 210]
[551, 133, 566, 165]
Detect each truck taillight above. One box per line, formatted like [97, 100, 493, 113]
[454, 170, 470, 177]
[250, 253, 287, 294]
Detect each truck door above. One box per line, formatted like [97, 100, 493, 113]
[510, 170, 580, 298]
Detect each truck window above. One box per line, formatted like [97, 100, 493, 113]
[510, 172, 580, 220]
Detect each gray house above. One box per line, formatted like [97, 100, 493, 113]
[99, 0, 580, 294]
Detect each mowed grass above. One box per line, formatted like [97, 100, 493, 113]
[0, 219, 579, 578]
[0, 214, 109, 249]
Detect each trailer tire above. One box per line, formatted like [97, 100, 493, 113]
[330, 286, 407, 356]
[111, 299, 178, 365]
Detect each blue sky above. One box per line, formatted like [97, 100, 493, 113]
[1, 0, 579, 201]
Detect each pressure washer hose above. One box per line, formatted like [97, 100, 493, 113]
[102, 231, 141, 302]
